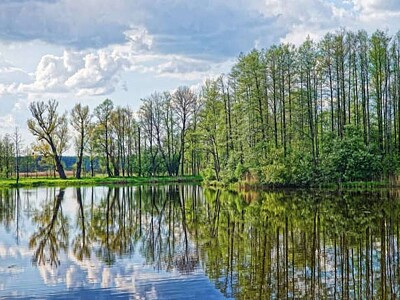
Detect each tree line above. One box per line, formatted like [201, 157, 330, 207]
[1, 28, 400, 185]
[23, 86, 198, 180]
[200, 29, 400, 185]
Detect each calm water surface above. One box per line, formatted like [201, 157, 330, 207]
[0, 185, 399, 299]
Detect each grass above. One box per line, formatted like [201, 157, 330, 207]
[0, 175, 203, 189]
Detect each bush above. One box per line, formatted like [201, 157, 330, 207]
[319, 125, 381, 183]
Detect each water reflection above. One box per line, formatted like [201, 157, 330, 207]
[0, 186, 400, 299]
[30, 188, 69, 266]
[196, 189, 400, 299]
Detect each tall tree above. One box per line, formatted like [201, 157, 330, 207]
[27, 100, 68, 179]
[71, 103, 91, 179]
[94, 99, 114, 177]
[139, 96, 158, 176]
[198, 80, 224, 180]
[172, 87, 197, 175]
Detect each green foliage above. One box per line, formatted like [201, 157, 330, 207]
[286, 151, 315, 185]
[260, 147, 287, 184]
[319, 125, 381, 183]
[218, 154, 244, 184]
[200, 167, 217, 181]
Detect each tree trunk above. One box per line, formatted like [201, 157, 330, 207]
[76, 146, 83, 179]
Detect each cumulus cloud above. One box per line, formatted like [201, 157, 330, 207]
[16, 28, 150, 96]
[20, 50, 124, 96]
[14, 27, 215, 97]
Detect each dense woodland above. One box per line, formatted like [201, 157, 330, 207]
[2, 29, 400, 185]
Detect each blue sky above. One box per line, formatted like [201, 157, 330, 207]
[0, 0, 399, 148]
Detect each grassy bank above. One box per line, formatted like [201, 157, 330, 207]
[0, 175, 203, 189]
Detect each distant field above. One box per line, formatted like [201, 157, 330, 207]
[20, 171, 94, 178]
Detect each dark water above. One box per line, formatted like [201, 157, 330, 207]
[0, 186, 400, 299]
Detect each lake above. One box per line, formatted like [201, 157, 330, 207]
[0, 185, 399, 299]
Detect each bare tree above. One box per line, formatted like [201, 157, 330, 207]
[27, 100, 68, 179]
[71, 103, 91, 179]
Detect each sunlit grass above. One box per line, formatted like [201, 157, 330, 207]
[0, 175, 203, 188]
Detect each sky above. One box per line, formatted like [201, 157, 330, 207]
[0, 0, 400, 149]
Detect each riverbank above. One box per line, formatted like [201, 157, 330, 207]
[203, 179, 396, 191]
[1, 176, 396, 191]
[0, 175, 203, 189]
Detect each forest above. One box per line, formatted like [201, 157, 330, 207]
[1, 28, 400, 186]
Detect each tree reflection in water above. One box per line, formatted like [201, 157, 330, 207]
[72, 187, 91, 261]
[0, 189, 18, 233]
[82, 185, 199, 273]
[29, 188, 69, 267]
[194, 188, 400, 299]
[2, 185, 400, 298]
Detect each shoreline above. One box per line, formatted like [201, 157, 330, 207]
[0, 176, 203, 189]
[1, 176, 398, 191]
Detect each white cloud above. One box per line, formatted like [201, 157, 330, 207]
[63, 52, 124, 96]
[13, 27, 217, 97]
[259, 0, 350, 44]
[32, 54, 70, 92]
[124, 27, 153, 52]
[253, 0, 400, 46]
[353, 0, 400, 12]
[17, 28, 153, 97]
[0, 114, 16, 130]
[0, 52, 32, 86]
[151, 56, 212, 80]
[0, 83, 18, 96]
